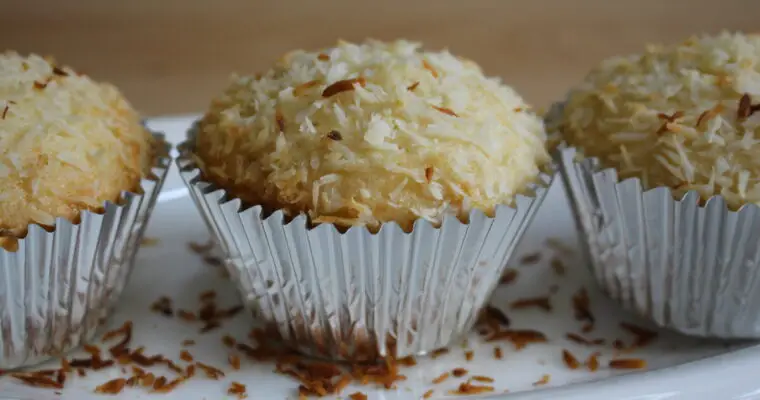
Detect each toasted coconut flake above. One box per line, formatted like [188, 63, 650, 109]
[11, 372, 64, 389]
[327, 130, 343, 141]
[83, 344, 101, 357]
[349, 392, 368, 400]
[33, 80, 48, 90]
[70, 355, 114, 370]
[60, 358, 71, 373]
[322, 77, 366, 97]
[397, 356, 417, 366]
[493, 346, 503, 360]
[483, 305, 510, 326]
[609, 358, 647, 369]
[222, 335, 237, 348]
[471, 375, 494, 383]
[103, 320, 133, 342]
[275, 109, 286, 132]
[153, 377, 186, 393]
[52, 66, 68, 76]
[565, 333, 605, 345]
[487, 329, 547, 349]
[519, 252, 541, 265]
[152, 376, 167, 391]
[55, 369, 66, 386]
[228, 381, 248, 398]
[422, 389, 434, 398]
[696, 104, 724, 127]
[738, 93, 752, 120]
[431, 348, 449, 359]
[229, 354, 241, 370]
[179, 350, 194, 363]
[432, 372, 450, 384]
[532, 374, 550, 386]
[195, 362, 225, 379]
[448, 380, 495, 395]
[452, 368, 468, 378]
[511, 296, 552, 312]
[424, 166, 434, 183]
[432, 105, 458, 117]
[572, 288, 594, 324]
[562, 349, 580, 369]
[142, 372, 156, 387]
[294, 79, 321, 96]
[94, 378, 127, 394]
[422, 60, 438, 78]
[105, 321, 133, 360]
[585, 352, 601, 372]
[499, 268, 518, 285]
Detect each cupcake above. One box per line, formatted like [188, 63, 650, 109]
[179, 40, 552, 360]
[552, 32, 760, 338]
[0, 52, 169, 369]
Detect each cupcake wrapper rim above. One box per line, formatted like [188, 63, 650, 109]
[0, 132, 171, 369]
[557, 144, 760, 338]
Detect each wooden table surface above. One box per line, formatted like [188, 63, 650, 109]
[2, 0, 758, 116]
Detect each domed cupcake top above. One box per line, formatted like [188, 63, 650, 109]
[559, 32, 760, 208]
[194, 40, 549, 230]
[0, 52, 154, 242]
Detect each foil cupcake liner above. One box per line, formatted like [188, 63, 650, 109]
[0, 134, 171, 369]
[178, 127, 553, 360]
[558, 145, 760, 338]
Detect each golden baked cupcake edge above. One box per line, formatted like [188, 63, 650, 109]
[192, 39, 551, 231]
[0, 51, 156, 251]
[553, 31, 760, 339]
[559, 32, 760, 209]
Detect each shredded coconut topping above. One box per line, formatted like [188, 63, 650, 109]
[194, 40, 549, 230]
[557, 32, 760, 209]
[0, 52, 154, 245]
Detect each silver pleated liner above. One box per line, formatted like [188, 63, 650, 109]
[558, 146, 760, 338]
[178, 143, 552, 361]
[0, 134, 171, 369]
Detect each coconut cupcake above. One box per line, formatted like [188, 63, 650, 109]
[0, 52, 169, 369]
[553, 32, 760, 338]
[180, 39, 552, 360]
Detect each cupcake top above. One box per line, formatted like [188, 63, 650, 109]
[194, 40, 549, 230]
[0, 52, 155, 248]
[558, 32, 760, 209]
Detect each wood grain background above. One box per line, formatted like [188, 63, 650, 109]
[2, 0, 758, 116]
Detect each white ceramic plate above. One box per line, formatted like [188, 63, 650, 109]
[1, 116, 759, 400]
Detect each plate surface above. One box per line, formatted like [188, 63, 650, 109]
[1, 116, 759, 400]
